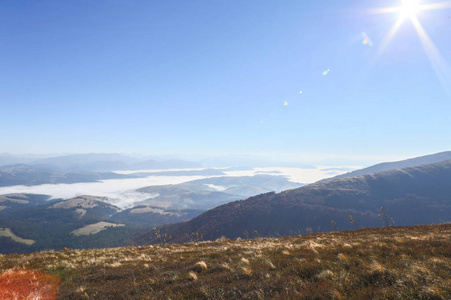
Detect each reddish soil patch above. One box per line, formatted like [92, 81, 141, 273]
[0, 269, 60, 299]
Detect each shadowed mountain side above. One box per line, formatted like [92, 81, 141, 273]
[143, 159, 451, 244]
[318, 150, 451, 183]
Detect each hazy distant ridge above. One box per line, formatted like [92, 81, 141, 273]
[0, 153, 204, 172]
[318, 151, 451, 183]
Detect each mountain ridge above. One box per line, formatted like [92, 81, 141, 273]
[318, 150, 451, 183]
[145, 159, 451, 244]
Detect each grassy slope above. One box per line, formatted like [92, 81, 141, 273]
[1, 224, 451, 299]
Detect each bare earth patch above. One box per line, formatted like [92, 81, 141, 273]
[0, 269, 60, 300]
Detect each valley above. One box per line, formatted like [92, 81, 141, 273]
[2, 151, 451, 255]
[0, 168, 305, 253]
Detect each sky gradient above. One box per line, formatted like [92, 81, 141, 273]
[1, 0, 451, 164]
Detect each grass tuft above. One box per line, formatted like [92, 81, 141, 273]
[188, 271, 198, 281]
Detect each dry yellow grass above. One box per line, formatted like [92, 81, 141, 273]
[0, 223, 450, 299]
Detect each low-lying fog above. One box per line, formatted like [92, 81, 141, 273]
[0, 166, 358, 209]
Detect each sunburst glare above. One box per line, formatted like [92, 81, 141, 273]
[368, 0, 451, 96]
[410, 16, 451, 95]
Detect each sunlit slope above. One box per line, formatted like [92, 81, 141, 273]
[1, 224, 450, 299]
[146, 159, 451, 243]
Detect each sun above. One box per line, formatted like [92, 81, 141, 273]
[366, 0, 451, 96]
[399, 0, 422, 19]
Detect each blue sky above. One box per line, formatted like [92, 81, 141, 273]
[1, 0, 451, 164]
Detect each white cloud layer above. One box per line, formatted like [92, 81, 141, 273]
[0, 166, 357, 209]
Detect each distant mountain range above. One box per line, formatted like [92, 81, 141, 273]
[0, 153, 212, 187]
[0, 165, 228, 187]
[0, 153, 204, 172]
[0, 164, 138, 187]
[0, 153, 43, 166]
[144, 157, 451, 244]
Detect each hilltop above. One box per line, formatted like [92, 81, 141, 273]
[318, 150, 451, 183]
[0, 224, 450, 299]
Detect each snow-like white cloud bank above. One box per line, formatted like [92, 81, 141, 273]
[0, 175, 208, 209]
[223, 166, 361, 184]
[0, 166, 359, 209]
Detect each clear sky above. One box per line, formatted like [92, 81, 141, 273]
[1, 0, 451, 164]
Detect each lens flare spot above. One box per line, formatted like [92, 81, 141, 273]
[361, 32, 374, 46]
[284, 101, 288, 106]
[322, 69, 330, 76]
